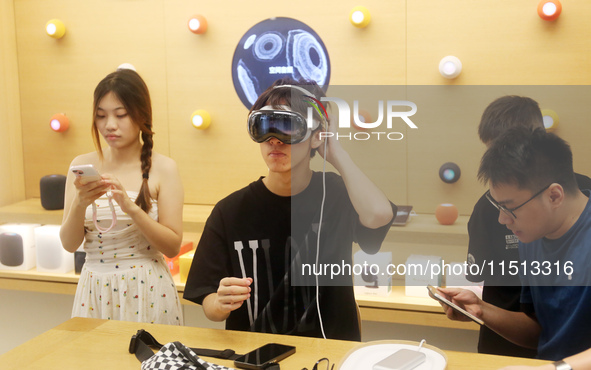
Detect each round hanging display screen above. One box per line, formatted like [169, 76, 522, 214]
[231, 17, 331, 109]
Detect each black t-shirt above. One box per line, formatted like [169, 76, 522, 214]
[466, 173, 591, 357]
[184, 172, 394, 341]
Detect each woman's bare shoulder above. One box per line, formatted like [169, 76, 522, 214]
[151, 152, 179, 176]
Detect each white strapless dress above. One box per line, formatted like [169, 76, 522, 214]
[71, 191, 183, 325]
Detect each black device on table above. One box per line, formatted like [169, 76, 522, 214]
[234, 343, 296, 369]
[391, 205, 413, 226]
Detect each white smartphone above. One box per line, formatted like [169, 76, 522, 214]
[70, 164, 101, 182]
[427, 285, 484, 325]
[373, 349, 426, 370]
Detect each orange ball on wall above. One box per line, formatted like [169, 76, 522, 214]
[435, 203, 458, 225]
[188, 14, 208, 34]
[49, 113, 69, 132]
[537, 0, 562, 21]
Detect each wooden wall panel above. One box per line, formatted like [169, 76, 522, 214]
[14, 0, 169, 198]
[0, 0, 25, 207]
[162, 0, 407, 204]
[14, 0, 407, 205]
[11, 0, 591, 212]
[407, 1, 591, 85]
[406, 1, 591, 214]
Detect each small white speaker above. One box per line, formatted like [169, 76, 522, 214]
[0, 223, 40, 271]
[35, 225, 74, 273]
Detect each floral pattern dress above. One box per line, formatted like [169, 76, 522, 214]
[71, 191, 183, 325]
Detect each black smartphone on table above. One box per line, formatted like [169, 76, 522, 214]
[234, 343, 296, 369]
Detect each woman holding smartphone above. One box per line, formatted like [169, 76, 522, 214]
[60, 68, 184, 325]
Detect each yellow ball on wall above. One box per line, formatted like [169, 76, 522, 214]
[541, 109, 559, 132]
[191, 110, 211, 130]
[350, 6, 371, 28]
[45, 19, 66, 39]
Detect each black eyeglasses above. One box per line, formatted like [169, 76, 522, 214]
[302, 357, 334, 370]
[485, 184, 552, 219]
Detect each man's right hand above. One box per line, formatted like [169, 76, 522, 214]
[437, 287, 483, 322]
[213, 277, 253, 315]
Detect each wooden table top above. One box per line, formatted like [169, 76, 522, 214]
[0, 317, 548, 369]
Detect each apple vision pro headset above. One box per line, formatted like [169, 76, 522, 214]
[247, 84, 328, 144]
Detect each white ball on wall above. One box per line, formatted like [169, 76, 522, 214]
[439, 56, 462, 79]
[117, 63, 137, 71]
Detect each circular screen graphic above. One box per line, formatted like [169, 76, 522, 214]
[231, 17, 331, 109]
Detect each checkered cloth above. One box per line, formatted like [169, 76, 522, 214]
[142, 341, 235, 370]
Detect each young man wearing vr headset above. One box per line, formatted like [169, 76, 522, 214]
[184, 78, 395, 341]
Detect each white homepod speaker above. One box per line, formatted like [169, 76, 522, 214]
[0, 223, 40, 270]
[35, 225, 74, 273]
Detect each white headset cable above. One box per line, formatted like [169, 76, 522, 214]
[315, 125, 328, 339]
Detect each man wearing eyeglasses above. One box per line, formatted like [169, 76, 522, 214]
[465, 96, 591, 359]
[438, 127, 591, 366]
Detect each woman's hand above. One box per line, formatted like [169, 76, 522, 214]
[99, 174, 140, 215]
[73, 176, 110, 209]
[61, 167, 111, 252]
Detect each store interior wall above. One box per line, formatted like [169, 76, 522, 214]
[0, 0, 25, 207]
[4, 0, 591, 214]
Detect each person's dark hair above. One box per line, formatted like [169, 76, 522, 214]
[478, 127, 578, 194]
[249, 77, 328, 157]
[478, 95, 544, 144]
[92, 69, 154, 213]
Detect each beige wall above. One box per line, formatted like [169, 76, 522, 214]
[406, 1, 591, 212]
[7, 0, 591, 213]
[0, 0, 25, 207]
